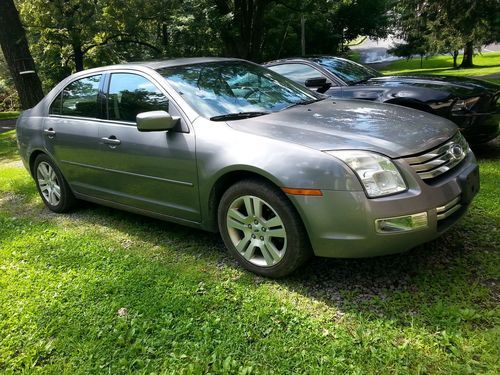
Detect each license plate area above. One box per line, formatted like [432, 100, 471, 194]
[458, 164, 480, 204]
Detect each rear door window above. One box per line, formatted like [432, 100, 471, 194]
[59, 75, 102, 118]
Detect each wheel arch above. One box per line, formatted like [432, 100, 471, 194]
[206, 169, 301, 233]
[28, 149, 47, 177]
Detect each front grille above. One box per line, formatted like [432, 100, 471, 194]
[401, 132, 469, 180]
[436, 196, 461, 221]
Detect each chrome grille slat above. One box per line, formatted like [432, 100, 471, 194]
[411, 151, 453, 172]
[400, 133, 469, 180]
[405, 140, 455, 164]
[436, 196, 460, 213]
[436, 196, 462, 221]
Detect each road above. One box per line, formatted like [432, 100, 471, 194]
[0, 119, 16, 134]
[350, 37, 404, 64]
[351, 37, 500, 65]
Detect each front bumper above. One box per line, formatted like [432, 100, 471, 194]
[290, 152, 479, 258]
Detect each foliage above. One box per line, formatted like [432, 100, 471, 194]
[18, 0, 160, 88]
[11, 0, 391, 89]
[0, 53, 19, 111]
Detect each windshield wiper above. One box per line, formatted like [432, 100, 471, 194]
[351, 78, 371, 85]
[281, 98, 324, 111]
[210, 111, 269, 121]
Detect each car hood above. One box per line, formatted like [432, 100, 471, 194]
[227, 99, 458, 158]
[366, 75, 500, 96]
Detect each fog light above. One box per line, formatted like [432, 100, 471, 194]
[375, 212, 428, 233]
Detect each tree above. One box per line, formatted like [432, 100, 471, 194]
[258, 0, 390, 61]
[334, 0, 390, 51]
[19, 0, 163, 77]
[2, 0, 394, 92]
[392, 0, 499, 68]
[389, 34, 428, 68]
[212, 0, 275, 61]
[0, 0, 44, 109]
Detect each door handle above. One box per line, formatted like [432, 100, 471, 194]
[101, 136, 121, 146]
[44, 128, 56, 138]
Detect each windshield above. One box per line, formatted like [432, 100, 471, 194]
[158, 61, 319, 119]
[313, 57, 381, 85]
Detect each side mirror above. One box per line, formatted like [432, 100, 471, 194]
[304, 77, 332, 94]
[304, 77, 328, 88]
[136, 110, 180, 132]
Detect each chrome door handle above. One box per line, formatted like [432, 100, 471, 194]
[44, 128, 56, 137]
[101, 136, 121, 146]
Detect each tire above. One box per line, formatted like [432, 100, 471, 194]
[33, 154, 76, 213]
[218, 179, 312, 278]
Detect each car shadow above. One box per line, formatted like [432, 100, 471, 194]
[65, 200, 498, 331]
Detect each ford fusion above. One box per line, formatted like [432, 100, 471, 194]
[16, 58, 479, 277]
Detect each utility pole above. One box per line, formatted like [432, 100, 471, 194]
[301, 15, 305, 56]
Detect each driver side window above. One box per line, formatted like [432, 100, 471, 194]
[107, 73, 169, 123]
[268, 64, 334, 86]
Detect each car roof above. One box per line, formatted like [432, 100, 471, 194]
[264, 56, 349, 65]
[125, 57, 241, 70]
[67, 57, 244, 78]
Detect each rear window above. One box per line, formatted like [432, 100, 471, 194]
[50, 75, 102, 118]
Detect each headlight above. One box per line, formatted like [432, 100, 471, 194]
[452, 96, 480, 112]
[327, 150, 407, 198]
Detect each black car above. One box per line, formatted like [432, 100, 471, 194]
[264, 56, 500, 144]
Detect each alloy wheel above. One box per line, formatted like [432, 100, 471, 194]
[226, 195, 287, 267]
[36, 161, 61, 206]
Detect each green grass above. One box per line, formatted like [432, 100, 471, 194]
[0, 130, 499, 373]
[0, 111, 19, 121]
[348, 51, 361, 63]
[381, 52, 500, 84]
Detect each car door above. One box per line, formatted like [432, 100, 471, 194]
[43, 74, 108, 196]
[95, 71, 200, 223]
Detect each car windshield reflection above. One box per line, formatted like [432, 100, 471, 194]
[158, 61, 319, 119]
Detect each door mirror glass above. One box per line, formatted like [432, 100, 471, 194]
[304, 77, 332, 93]
[304, 77, 328, 87]
[136, 110, 180, 132]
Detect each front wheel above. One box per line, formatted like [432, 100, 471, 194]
[218, 180, 311, 278]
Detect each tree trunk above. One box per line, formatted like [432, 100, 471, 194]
[214, 0, 239, 57]
[460, 42, 474, 68]
[452, 50, 458, 68]
[301, 14, 305, 56]
[71, 39, 84, 72]
[0, 0, 44, 109]
[216, 0, 271, 61]
[161, 23, 169, 51]
[248, 0, 267, 61]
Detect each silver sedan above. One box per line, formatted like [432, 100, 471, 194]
[16, 58, 479, 277]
